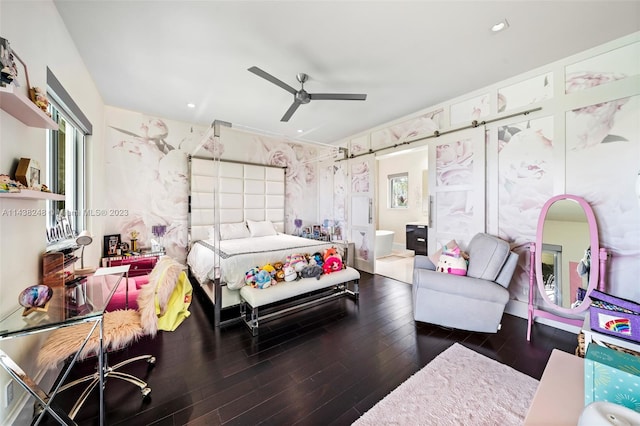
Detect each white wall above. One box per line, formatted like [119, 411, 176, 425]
[0, 1, 105, 422]
[376, 148, 428, 248]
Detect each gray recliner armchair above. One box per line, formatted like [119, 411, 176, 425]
[412, 233, 518, 333]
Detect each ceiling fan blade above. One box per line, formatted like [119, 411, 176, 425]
[281, 101, 301, 122]
[248, 66, 297, 95]
[309, 93, 367, 101]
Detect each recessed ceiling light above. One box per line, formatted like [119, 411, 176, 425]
[187, 103, 196, 108]
[491, 19, 509, 33]
[297, 129, 303, 133]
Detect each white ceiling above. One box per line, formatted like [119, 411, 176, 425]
[53, 1, 640, 145]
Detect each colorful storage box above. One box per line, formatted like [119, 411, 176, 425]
[585, 344, 640, 412]
[589, 290, 640, 344]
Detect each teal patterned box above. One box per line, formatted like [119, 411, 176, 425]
[585, 344, 640, 412]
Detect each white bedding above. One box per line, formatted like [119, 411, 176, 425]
[187, 234, 335, 290]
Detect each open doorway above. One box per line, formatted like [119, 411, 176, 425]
[374, 147, 429, 284]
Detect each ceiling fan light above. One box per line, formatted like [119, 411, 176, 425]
[491, 19, 509, 32]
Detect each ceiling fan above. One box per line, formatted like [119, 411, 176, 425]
[248, 66, 367, 122]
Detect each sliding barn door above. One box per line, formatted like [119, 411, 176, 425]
[428, 127, 486, 253]
[349, 155, 376, 273]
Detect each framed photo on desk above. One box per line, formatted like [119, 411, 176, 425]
[103, 234, 121, 257]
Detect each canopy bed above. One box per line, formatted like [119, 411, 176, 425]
[187, 157, 358, 329]
[527, 194, 608, 340]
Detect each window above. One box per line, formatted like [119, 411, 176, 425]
[46, 105, 86, 232]
[389, 173, 408, 208]
[45, 68, 92, 234]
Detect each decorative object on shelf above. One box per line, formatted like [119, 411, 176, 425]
[19, 284, 53, 316]
[31, 86, 51, 117]
[0, 37, 18, 86]
[0, 173, 22, 193]
[294, 218, 302, 236]
[75, 230, 95, 275]
[151, 225, 166, 252]
[15, 157, 41, 189]
[103, 234, 121, 257]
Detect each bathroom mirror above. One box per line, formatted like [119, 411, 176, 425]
[535, 194, 599, 315]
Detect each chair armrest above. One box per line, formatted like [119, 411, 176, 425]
[414, 255, 436, 271]
[495, 251, 518, 288]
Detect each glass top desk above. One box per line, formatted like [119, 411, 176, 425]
[0, 265, 129, 425]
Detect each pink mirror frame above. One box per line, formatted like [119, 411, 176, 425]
[527, 194, 608, 341]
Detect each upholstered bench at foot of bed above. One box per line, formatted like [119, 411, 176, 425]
[239, 266, 360, 335]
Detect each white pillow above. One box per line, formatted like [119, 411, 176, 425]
[247, 220, 278, 237]
[219, 222, 250, 240]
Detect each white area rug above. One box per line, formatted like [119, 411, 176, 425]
[353, 343, 539, 425]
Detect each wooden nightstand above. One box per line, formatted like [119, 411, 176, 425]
[101, 250, 165, 277]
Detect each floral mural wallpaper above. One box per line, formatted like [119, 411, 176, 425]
[104, 108, 333, 263]
[370, 109, 443, 151]
[497, 116, 554, 301]
[105, 108, 211, 262]
[498, 116, 555, 246]
[566, 95, 640, 299]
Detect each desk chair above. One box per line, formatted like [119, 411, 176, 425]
[37, 257, 186, 419]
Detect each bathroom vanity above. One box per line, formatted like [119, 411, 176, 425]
[406, 223, 428, 255]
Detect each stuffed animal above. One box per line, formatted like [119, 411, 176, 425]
[323, 247, 338, 261]
[287, 253, 307, 273]
[300, 264, 323, 280]
[254, 269, 273, 289]
[275, 269, 285, 282]
[436, 252, 468, 276]
[245, 267, 259, 286]
[261, 263, 276, 276]
[283, 265, 297, 282]
[309, 252, 324, 267]
[323, 255, 343, 275]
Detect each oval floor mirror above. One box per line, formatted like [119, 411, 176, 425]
[527, 194, 607, 340]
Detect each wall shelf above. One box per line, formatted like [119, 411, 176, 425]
[0, 190, 64, 200]
[0, 85, 58, 130]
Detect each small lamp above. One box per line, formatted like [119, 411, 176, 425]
[75, 230, 95, 275]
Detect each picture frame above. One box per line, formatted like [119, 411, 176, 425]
[312, 225, 322, 237]
[15, 158, 41, 189]
[103, 234, 121, 257]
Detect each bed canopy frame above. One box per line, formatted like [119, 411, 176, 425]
[188, 152, 287, 326]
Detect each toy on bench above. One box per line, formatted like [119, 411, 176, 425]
[239, 246, 359, 335]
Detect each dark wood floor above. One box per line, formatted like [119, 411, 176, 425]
[41, 272, 578, 425]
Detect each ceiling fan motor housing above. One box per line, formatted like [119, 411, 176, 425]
[295, 90, 311, 104]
